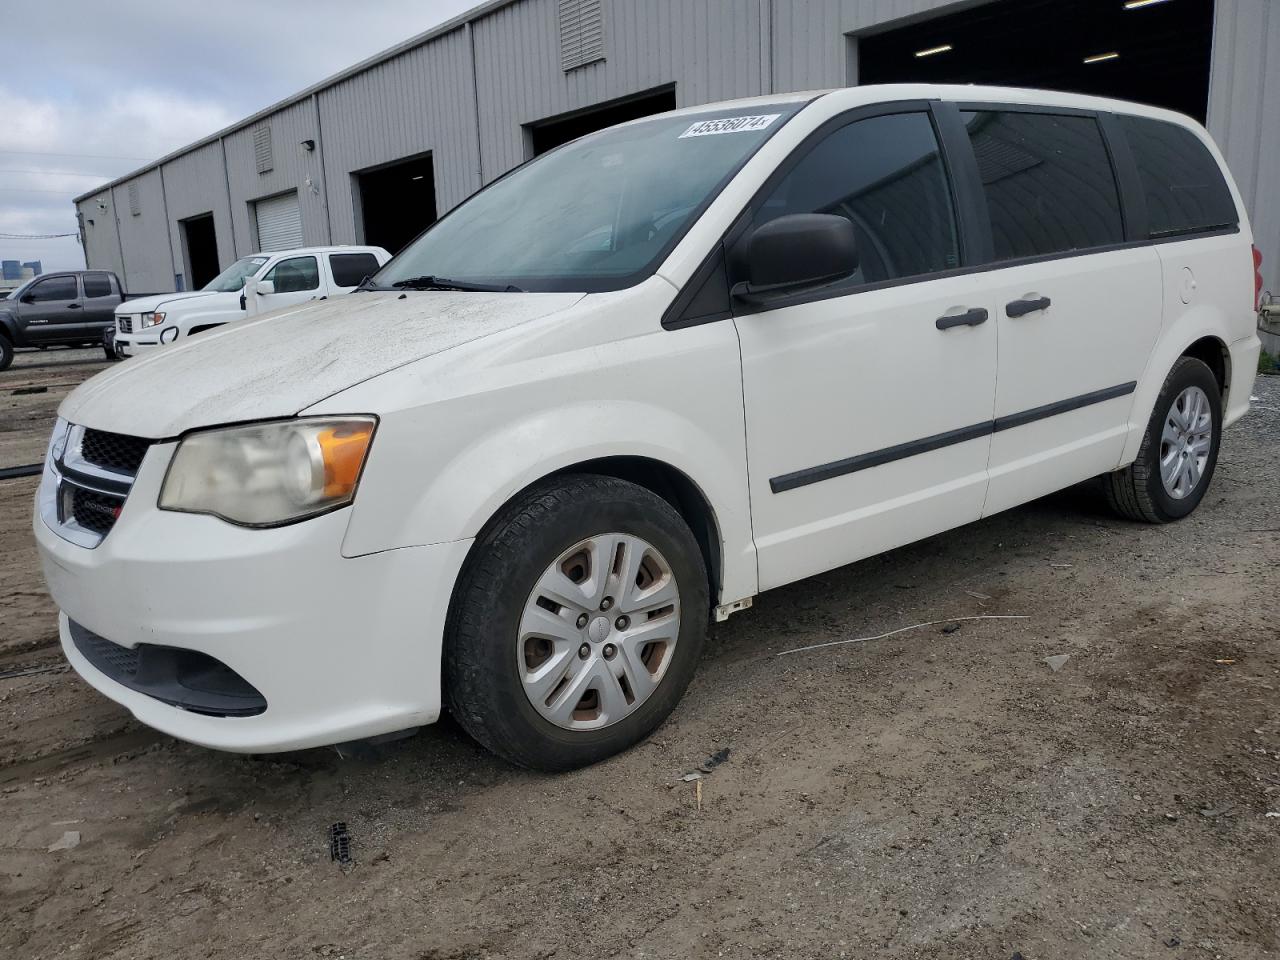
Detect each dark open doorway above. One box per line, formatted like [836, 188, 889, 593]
[355, 153, 438, 256]
[527, 85, 678, 156]
[858, 0, 1214, 122]
[180, 213, 220, 290]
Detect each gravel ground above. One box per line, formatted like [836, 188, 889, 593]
[1, 360, 1277, 960]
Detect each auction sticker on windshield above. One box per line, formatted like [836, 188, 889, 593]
[679, 114, 780, 138]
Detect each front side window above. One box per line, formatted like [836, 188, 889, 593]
[82, 273, 114, 298]
[750, 111, 960, 286]
[28, 276, 78, 302]
[374, 104, 804, 292]
[329, 253, 381, 288]
[962, 110, 1124, 260]
[203, 257, 269, 292]
[1119, 115, 1237, 239]
[264, 256, 319, 293]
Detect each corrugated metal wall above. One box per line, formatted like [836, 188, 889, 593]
[76, 0, 1278, 294]
[318, 28, 480, 242]
[1207, 0, 1279, 292]
[109, 169, 172, 292]
[77, 188, 123, 282]
[158, 140, 237, 285]
[223, 98, 329, 252]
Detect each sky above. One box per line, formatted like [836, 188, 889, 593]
[0, 0, 477, 273]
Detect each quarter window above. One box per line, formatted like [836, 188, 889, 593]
[82, 273, 114, 298]
[263, 256, 319, 293]
[328, 253, 381, 288]
[961, 110, 1124, 260]
[752, 112, 960, 286]
[1119, 116, 1237, 239]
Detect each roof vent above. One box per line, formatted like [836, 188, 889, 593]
[253, 124, 274, 174]
[127, 182, 140, 217]
[559, 0, 605, 71]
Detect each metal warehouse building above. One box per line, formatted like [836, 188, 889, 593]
[76, 0, 1280, 293]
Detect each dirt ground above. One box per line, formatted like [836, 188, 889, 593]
[2, 347, 1278, 960]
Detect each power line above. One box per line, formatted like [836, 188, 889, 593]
[0, 168, 118, 178]
[0, 148, 152, 162]
[0, 232, 79, 239]
[0, 187, 84, 195]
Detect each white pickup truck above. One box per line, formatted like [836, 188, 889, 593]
[113, 245, 389, 357]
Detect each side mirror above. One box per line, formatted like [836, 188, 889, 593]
[247, 279, 275, 296]
[734, 213, 858, 301]
[20, 294, 34, 304]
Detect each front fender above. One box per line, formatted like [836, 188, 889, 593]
[335, 318, 758, 605]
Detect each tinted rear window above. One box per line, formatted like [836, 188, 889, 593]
[82, 273, 114, 298]
[961, 110, 1125, 261]
[1119, 116, 1237, 239]
[329, 253, 380, 288]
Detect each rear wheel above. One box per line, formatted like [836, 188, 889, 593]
[1104, 356, 1221, 523]
[444, 475, 709, 771]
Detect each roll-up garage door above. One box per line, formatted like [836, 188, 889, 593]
[254, 191, 303, 252]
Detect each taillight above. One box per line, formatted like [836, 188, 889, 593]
[1253, 245, 1264, 312]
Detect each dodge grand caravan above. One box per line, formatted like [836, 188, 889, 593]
[35, 85, 1262, 770]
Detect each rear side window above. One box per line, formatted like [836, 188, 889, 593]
[264, 256, 319, 293]
[961, 110, 1124, 260]
[1119, 116, 1237, 238]
[751, 112, 960, 285]
[82, 273, 114, 298]
[329, 253, 380, 288]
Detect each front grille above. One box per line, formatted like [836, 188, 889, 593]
[118, 316, 133, 334]
[68, 620, 268, 718]
[80, 428, 150, 475]
[68, 486, 124, 536]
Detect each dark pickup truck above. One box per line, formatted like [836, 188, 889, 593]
[0, 270, 141, 371]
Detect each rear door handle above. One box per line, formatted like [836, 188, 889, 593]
[1006, 296, 1051, 318]
[936, 307, 989, 330]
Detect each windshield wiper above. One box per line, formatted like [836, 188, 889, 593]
[390, 275, 524, 293]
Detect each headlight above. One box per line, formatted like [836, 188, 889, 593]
[159, 418, 376, 527]
[140, 311, 165, 328]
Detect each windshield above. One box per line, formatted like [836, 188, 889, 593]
[373, 104, 803, 292]
[203, 256, 269, 292]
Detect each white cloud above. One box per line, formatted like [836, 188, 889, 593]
[0, 0, 477, 271]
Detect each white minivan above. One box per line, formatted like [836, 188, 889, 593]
[36, 85, 1262, 770]
[113, 245, 389, 356]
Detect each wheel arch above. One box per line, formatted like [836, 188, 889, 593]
[461, 455, 725, 609]
[1179, 335, 1230, 401]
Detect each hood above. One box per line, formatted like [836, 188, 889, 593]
[118, 290, 226, 314]
[62, 290, 585, 438]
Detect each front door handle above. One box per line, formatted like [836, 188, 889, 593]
[1006, 296, 1051, 318]
[936, 307, 989, 330]
[67, 303, 82, 310]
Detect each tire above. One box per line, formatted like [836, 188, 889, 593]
[444, 474, 709, 771]
[1104, 356, 1222, 523]
[0, 335, 12, 372]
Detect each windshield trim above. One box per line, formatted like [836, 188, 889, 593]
[368, 99, 815, 294]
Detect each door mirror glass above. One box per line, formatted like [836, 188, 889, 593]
[738, 214, 858, 296]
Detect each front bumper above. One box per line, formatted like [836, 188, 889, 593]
[34, 442, 472, 752]
[114, 333, 159, 358]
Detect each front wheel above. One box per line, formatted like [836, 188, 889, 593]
[1104, 356, 1222, 523]
[444, 475, 709, 771]
[0, 336, 12, 372]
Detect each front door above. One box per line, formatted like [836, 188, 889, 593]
[733, 110, 999, 591]
[19, 274, 85, 344]
[252, 255, 322, 316]
[953, 109, 1163, 515]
